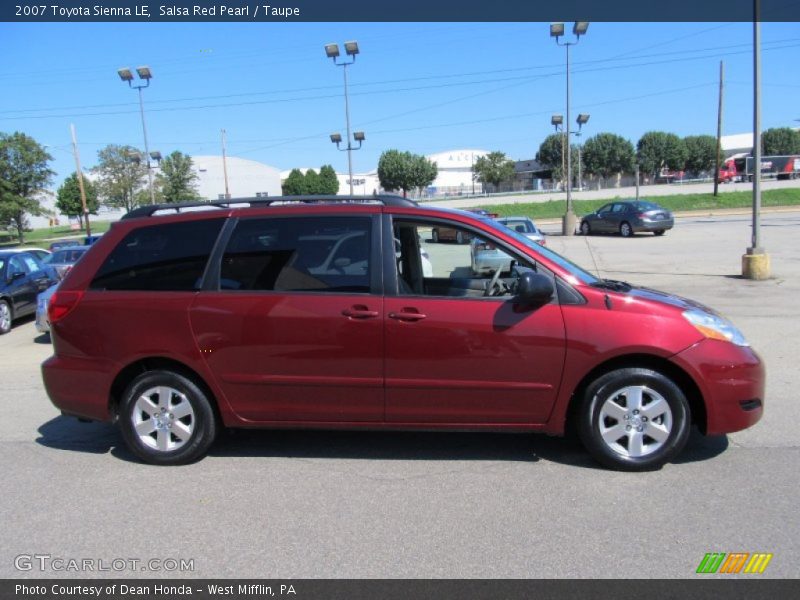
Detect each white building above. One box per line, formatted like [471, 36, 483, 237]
[424, 149, 489, 197]
[194, 155, 282, 200]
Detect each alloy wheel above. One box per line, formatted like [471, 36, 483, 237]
[132, 386, 196, 452]
[597, 385, 673, 458]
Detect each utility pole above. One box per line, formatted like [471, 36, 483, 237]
[221, 129, 230, 200]
[713, 60, 725, 197]
[69, 124, 91, 237]
[635, 164, 640, 201]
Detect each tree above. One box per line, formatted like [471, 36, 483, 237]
[156, 151, 200, 203]
[0, 131, 54, 243]
[636, 131, 688, 180]
[93, 144, 148, 212]
[536, 133, 564, 180]
[472, 151, 515, 192]
[682, 135, 717, 175]
[318, 164, 340, 195]
[282, 169, 306, 195]
[762, 127, 800, 155]
[377, 150, 437, 197]
[581, 133, 635, 188]
[56, 172, 99, 230]
[304, 169, 321, 195]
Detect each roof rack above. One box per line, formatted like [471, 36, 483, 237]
[122, 194, 418, 219]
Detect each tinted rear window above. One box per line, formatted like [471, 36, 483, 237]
[90, 219, 224, 291]
[220, 216, 371, 293]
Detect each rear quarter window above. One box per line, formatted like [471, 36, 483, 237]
[90, 219, 225, 291]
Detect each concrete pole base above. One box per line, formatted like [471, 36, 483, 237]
[742, 250, 771, 280]
[562, 211, 577, 236]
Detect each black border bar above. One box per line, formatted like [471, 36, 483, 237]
[2, 0, 797, 22]
[3, 579, 800, 600]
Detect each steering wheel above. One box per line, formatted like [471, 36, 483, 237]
[484, 266, 504, 297]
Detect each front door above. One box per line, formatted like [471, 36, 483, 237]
[190, 213, 385, 423]
[385, 217, 566, 424]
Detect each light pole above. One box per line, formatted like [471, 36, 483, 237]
[330, 131, 365, 194]
[127, 150, 163, 201]
[551, 21, 589, 235]
[551, 114, 564, 192]
[742, 0, 770, 279]
[118, 66, 157, 204]
[325, 41, 362, 196]
[575, 113, 590, 191]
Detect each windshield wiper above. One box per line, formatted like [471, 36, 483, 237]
[590, 278, 633, 292]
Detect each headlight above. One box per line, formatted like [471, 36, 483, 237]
[682, 309, 749, 346]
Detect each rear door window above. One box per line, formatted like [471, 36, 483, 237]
[90, 219, 225, 291]
[219, 216, 372, 293]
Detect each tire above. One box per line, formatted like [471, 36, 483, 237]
[119, 370, 217, 465]
[653, 229, 665, 236]
[456, 231, 465, 244]
[620, 221, 633, 238]
[580, 221, 590, 236]
[577, 367, 691, 471]
[0, 300, 11, 335]
[431, 229, 439, 243]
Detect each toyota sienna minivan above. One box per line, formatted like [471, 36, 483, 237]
[42, 196, 764, 470]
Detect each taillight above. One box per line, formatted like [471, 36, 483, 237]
[538, 239, 546, 246]
[637, 212, 646, 218]
[49, 290, 84, 324]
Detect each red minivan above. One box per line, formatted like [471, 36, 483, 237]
[41, 196, 764, 470]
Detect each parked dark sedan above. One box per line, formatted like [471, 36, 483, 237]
[0, 251, 59, 334]
[580, 200, 674, 237]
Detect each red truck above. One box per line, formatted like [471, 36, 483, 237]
[718, 154, 800, 183]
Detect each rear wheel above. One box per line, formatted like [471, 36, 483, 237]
[119, 370, 217, 465]
[580, 221, 590, 236]
[577, 367, 691, 471]
[653, 229, 665, 236]
[620, 221, 633, 237]
[0, 300, 11, 334]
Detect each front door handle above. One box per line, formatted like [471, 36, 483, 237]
[388, 309, 427, 322]
[342, 305, 379, 319]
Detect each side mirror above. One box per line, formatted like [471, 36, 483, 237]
[515, 272, 554, 306]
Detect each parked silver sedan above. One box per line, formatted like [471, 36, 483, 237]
[471, 216, 545, 275]
[44, 246, 89, 279]
[496, 217, 546, 245]
[35, 283, 57, 334]
[580, 200, 674, 237]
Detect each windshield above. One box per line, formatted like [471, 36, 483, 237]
[480, 218, 599, 285]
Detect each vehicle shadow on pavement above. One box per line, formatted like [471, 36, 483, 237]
[36, 416, 122, 455]
[35, 418, 728, 469]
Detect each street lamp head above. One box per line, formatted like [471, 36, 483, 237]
[551, 114, 564, 127]
[117, 68, 134, 82]
[127, 152, 142, 164]
[576, 113, 590, 126]
[330, 133, 342, 144]
[353, 131, 365, 142]
[136, 66, 153, 80]
[324, 43, 340, 59]
[344, 41, 359, 56]
[549, 23, 565, 38]
[149, 151, 162, 161]
[573, 22, 590, 37]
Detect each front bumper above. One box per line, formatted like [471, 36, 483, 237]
[671, 339, 765, 435]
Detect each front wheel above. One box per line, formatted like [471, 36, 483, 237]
[620, 221, 633, 237]
[653, 229, 665, 236]
[577, 367, 691, 471]
[580, 221, 590, 236]
[119, 370, 218, 465]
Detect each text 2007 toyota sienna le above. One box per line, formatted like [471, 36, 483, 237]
[42, 196, 764, 470]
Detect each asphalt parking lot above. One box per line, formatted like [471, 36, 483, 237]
[1, 210, 798, 579]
